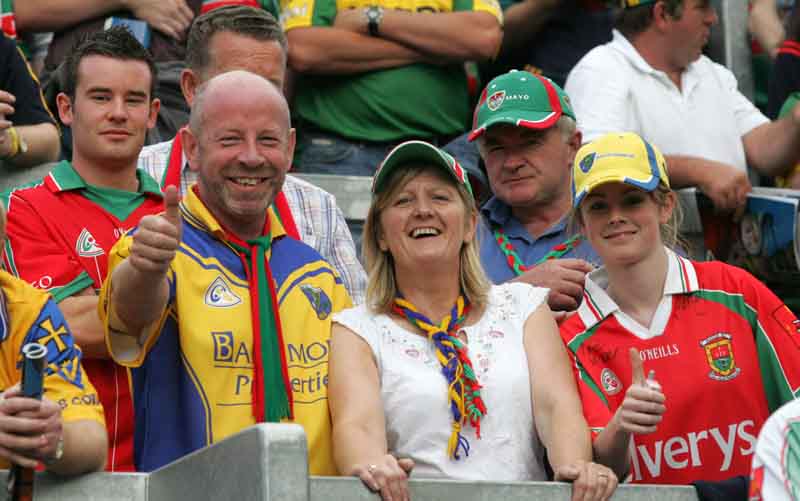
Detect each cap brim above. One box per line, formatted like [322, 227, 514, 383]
[573, 173, 661, 208]
[468, 110, 561, 142]
[373, 140, 473, 196]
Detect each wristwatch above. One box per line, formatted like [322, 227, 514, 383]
[43, 436, 64, 466]
[364, 6, 384, 37]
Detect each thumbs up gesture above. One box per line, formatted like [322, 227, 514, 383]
[614, 348, 666, 435]
[129, 185, 182, 275]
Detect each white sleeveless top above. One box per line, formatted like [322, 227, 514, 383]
[333, 282, 549, 481]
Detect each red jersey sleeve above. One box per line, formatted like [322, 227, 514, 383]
[735, 266, 800, 410]
[4, 193, 93, 301]
[561, 317, 615, 439]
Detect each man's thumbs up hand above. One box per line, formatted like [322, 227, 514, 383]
[129, 185, 182, 275]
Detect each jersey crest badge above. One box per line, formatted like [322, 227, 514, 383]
[76, 228, 104, 257]
[700, 333, 741, 381]
[771, 305, 800, 349]
[300, 284, 332, 320]
[204, 276, 242, 308]
[487, 90, 505, 111]
[600, 368, 622, 395]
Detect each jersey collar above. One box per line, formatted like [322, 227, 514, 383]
[46, 160, 163, 196]
[577, 247, 698, 329]
[181, 184, 287, 242]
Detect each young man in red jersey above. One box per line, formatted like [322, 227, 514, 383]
[3, 27, 163, 472]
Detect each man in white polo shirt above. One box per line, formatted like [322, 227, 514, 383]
[565, 0, 800, 211]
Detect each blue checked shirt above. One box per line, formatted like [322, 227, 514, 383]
[138, 139, 367, 305]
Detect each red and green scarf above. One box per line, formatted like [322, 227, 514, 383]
[392, 295, 486, 460]
[494, 228, 583, 276]
[226, 218, 293, 423]
[191, 186, 293, 423]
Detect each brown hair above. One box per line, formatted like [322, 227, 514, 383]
[186, 5, 287, 75]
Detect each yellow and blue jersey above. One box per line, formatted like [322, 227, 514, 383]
[0, 270, 104, 469]
[100, 187, 351, 474]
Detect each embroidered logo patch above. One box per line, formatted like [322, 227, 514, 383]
[772, 305, 800, 349]
[579, 152, 596, 173]
[24, 301, 84, 388]
[487, 90, 506, 111]
[300, 284, 332, 320]
[600, 367, 622, 395]
[204, 276, 242, 308]
[700, 333, 741, 381]
[76, 228, 103, 258]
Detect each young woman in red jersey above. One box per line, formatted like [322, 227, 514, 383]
[560, 132, 800, 485]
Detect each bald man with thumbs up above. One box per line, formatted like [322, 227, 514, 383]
[99, 70, 352, 474]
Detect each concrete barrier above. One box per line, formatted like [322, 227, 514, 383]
[311, 477, 700, 501]
[148, 424, 309, 501]
[0, 424, 703, 500]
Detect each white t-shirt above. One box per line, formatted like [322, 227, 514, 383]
[750, 398, 800, 501]
[333, 282, 549, 481]
[565, 30, 768, 171]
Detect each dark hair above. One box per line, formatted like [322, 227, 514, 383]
[615, 0, 685, 38]
[63, 26, 158, 99]
[788, 6, 800, 42]
[186, 5, 287, 74]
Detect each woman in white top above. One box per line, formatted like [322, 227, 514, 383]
[329, 140, 617, 501]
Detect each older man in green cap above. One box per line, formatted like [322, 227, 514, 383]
[470, 70, 597, 312]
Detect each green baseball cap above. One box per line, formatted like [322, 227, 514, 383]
[372, 140, 473, 196]
[468, 70, 576, 142]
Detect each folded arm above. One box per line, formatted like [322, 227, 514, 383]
[287, 27, 430, 74]
[376, 10, 501, 62]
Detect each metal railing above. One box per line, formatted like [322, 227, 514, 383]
[5, 424, 701, 501]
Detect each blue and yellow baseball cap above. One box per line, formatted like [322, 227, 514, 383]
[468, 70, 575, 141]
[372, 140, 473, 196]
[572, 132, 669, 208]
[619, 0, 656, 7]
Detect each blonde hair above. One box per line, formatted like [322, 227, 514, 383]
[570, 181, 687, 251]
[363, 164, 490, 314]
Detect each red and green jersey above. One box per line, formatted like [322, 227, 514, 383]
[2, 161, 164, 472]
[0, 0, 15, 39]
[559, 249, 800, 485]
[749, 398, 800, 501]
